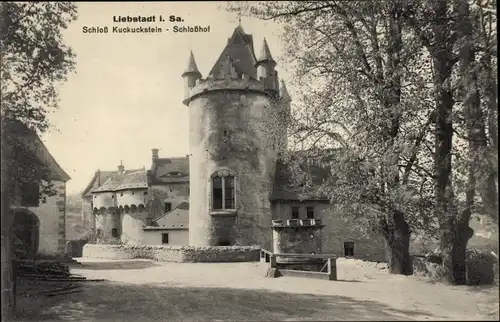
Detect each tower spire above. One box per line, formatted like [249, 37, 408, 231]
[257, 38, 275, 64]
[280, 80, 291, 102]
[182, 50, 201, 77]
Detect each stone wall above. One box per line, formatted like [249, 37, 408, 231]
[272, 202, 386, 262]
[272, 225, 323, 256]
[82, 244, 260, 262]
[27, 180, 67, 256]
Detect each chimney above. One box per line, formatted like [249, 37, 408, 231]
[152, 148, 159, 163]
[96, 169, 101, 186]
[118, 160, 124, 173]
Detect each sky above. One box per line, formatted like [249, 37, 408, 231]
[41, 2, 287, 195]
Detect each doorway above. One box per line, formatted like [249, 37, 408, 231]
[12, 208, 40, 259]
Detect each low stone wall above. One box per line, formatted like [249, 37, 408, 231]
[82, 244, 261, 263]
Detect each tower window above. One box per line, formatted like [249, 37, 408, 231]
[111, 229, 118, 238]
[212, 173, 236, 211]
[343, 242, 354, 257]
[291, 207, 299, 219]
[306, 206, 314, 219]
[164, 202, 172, 213]
[162, 233, 169, 244]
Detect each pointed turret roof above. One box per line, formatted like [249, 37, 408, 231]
[257, 38, 275, 64]
[209, 25, 257, 79]
[182, 51, 201, 77]
[280, 80, 291, 101]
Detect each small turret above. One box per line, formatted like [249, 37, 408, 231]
[280, 80, 291, 103]
[255, 38, 277, 91]
[182, 51, 202, 104]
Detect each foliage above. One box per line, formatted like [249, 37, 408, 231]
[0, 1, 77, 132]
[0, 1, 77, 201]
[227, 1, 438, 240]
[227, 0, 498, 280]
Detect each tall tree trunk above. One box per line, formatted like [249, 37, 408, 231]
[384, 210, 412, 275]
[431, 0, 457, 284]
[479, 51, 498, 224]
[383, 0, 413, 275]
[1, 143, 15, 321]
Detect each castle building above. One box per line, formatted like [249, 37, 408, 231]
[81, 25, 386, 261]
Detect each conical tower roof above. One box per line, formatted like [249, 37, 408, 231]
[280, 80, 291, 102]
[257, 38, 275, 64]
[182, 51, 201, 77]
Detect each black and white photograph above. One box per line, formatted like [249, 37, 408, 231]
[0, 1, 498, 321]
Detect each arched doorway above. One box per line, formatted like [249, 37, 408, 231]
[12, 208, 40, 259]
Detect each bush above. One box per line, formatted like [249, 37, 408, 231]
[466, 248, 497, 285]
[413, 248, 498, 285]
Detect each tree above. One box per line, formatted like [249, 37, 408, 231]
[475, 0, 498, 224]
[0, 2, 77, 319]
[405, 0, 497, 284]
[226, 0, 438, 275]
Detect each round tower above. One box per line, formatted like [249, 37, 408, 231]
[182, 51, 202, 104]
[92, 190, 119, 244]
[255, 38, 277, 91]
[184, 27, 279, 249]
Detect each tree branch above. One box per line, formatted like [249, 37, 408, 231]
[402, 111, 436, 184]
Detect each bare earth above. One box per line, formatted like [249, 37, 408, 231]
[15, 258, 499, 321]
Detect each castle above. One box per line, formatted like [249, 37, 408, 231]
[81, 25, 386, 261]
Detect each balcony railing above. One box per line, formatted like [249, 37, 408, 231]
[271, 219, 323, 227]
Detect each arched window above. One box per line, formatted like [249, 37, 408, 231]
[211, 169, 236, 211]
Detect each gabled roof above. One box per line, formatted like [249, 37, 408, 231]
[153, 202, 189, 229]
[93, 169, 147, 193]
[114, 170, 148, 191]
[81, 168, 145, 197]
[149, 157, 189, 184]
[208, 25, 258, 79]
[2, 119, 71, 182]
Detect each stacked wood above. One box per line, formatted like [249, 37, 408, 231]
[14, 259, 104, 298]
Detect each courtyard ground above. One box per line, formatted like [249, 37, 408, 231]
[15, 258, 499, 321]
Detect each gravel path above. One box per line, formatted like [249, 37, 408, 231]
[15, 258, 499, 321]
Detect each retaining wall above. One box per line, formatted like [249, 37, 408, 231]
[82, 243, 261, 263]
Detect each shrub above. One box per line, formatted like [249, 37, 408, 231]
[413, 248, 498, 285]
[466, 248, 497, 285]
